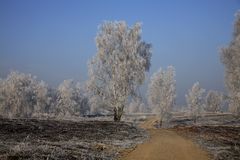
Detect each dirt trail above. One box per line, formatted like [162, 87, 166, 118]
[120, 118, 210, 160]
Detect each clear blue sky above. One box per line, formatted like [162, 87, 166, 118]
[0, 0, 239, 105]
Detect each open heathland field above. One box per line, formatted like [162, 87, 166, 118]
[0, 118, 147, 160]
[0, 114, 239, 160]
[171, 114, 240, 160]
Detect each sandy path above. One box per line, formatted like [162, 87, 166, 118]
[120, 118, 210, 160]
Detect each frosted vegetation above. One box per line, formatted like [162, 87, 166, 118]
[205, 90, 223, 113]
[0, 12, 240, 122]
[221, 12, 240, 116]
[0, 71, 51, 118]
[185, 82, 205, 123]
[147, 66, 176, 126]
[87, 21, 151, 121]
[127, 97, 146, 114]
[0, 72, 90, 119]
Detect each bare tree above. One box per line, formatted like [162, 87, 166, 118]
[0, 71, 50, 118]
[186, 82, 205, 123]
[148, 66, 176, 127]
[220, 11, 240, 116]
[88, 21, 152, 121]
[205, 90, 223, 113]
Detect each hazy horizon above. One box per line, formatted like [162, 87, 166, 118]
[1, 0, 239, 105]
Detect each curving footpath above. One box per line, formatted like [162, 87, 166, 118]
[120, 118, 210, 160]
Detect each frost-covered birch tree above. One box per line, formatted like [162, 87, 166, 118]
[186, 82, 205, 123]
[221, 12, 240, 116]
[148, 66, 176, 126]
[55, 80, 89, 117]
[205, 90, 223, 113]
[74, 82, 90, 116]
[0, 71, 50, 118]
[88, 21, 152, 121]
[55, 80, 76, 117]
